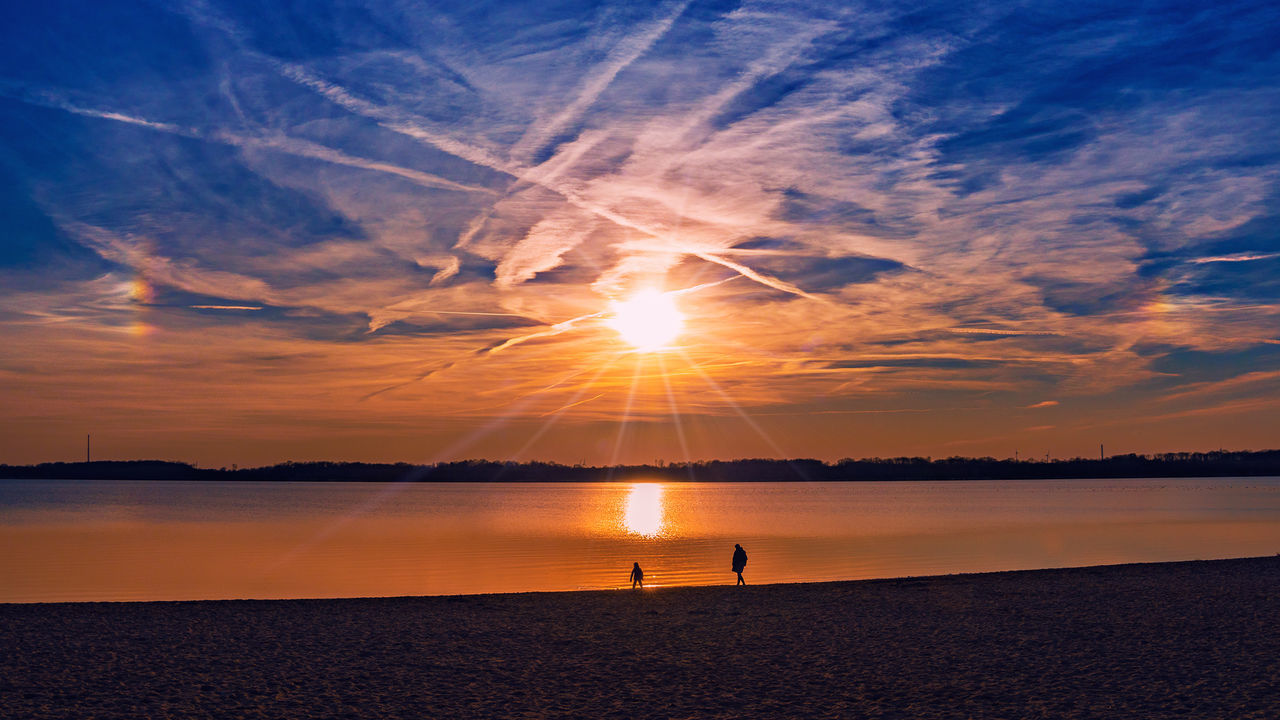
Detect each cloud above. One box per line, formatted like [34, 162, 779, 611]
[509, 0, 692, 164]
[0, 85, 492, 195]
[189, 305, 263, 311]
[1189, 252, 1280, 264]
[1025, 400, 1059, 409]
[495, 210, 598, 288]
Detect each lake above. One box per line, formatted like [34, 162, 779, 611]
[2, 478, 1278, 603]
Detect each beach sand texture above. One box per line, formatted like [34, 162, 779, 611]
[3, 556, 1277, 719]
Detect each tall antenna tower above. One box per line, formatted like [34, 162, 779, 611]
[86, 434, 91, 463]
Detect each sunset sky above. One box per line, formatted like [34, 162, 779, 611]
[2, 0, 1278, 466]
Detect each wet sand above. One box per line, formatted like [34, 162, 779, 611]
[3, 556, 1277, 719]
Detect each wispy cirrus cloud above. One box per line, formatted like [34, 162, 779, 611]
[1025, 400, 1059, 409]
[1188, 252, 1280, 264]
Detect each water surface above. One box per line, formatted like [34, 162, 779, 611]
[2, 478, 1278, 602]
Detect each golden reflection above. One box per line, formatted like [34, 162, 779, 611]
[622, 483, 666, 537]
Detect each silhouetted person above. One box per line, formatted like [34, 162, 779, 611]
[732, 543, 748, 585]
[630, 562, 644, 589]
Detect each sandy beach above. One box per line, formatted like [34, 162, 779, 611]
[3, 556, 1277, 719]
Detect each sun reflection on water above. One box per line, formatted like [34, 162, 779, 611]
[623, 483, 666, 537]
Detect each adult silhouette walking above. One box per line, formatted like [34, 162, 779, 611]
[629, 562, 644, 589]
[732, 543, 748, 585]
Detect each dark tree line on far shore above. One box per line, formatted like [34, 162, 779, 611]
[3, 449, 1280, 482]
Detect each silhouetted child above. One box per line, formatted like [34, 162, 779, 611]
[732, 543, 748, 585]
[630, 562, 644, 589]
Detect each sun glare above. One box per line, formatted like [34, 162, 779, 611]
[608, 290, 684, 351]
[623, 483, 666, 537]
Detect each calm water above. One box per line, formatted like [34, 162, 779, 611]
[2, 478, 1279, 603]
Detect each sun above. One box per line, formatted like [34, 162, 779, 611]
[608, 289, 684, 351]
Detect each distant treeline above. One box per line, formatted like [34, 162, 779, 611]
[3, 450, 1280, 482]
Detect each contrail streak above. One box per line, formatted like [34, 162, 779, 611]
[277, 67, 825, 300]
[1, 88, 490, 194]
[692, 251, 824, 301]
[482, 311, 606, 355]
[539, 393, 605, 418]
[510, 0, 691, 162]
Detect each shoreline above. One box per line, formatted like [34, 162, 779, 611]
[5, 555, 1277, 718]
[2, 554, 1275, 607]
[5, 452, 1280, 483]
